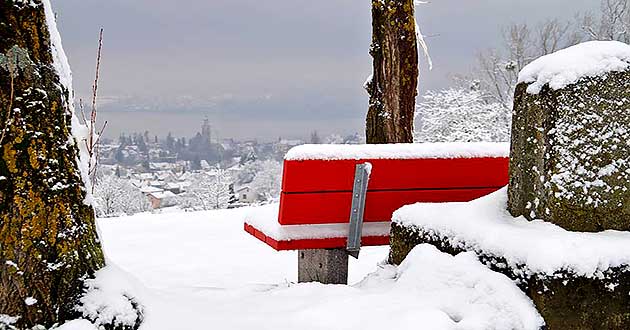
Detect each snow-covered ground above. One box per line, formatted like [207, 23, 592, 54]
[55, 205, 544, 330]
[98, 206, 388, 288]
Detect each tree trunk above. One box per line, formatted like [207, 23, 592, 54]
[366, 0, 418, 144]
[0, 1, 105, 328]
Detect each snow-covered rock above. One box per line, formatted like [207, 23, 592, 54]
[391, 188, 630, 329]
[518, 41, 630, 94]
[511, 41, 630, 232]
[393, 188, 630, 278]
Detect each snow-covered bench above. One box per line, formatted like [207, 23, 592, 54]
[244, 142, 510, 284]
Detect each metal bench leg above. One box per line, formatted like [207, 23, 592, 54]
[298, 249, 348, 285]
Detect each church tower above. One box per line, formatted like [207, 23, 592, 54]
[201, 117, 212, 144]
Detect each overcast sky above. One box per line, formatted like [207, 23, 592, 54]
[54, 0, 598, 140]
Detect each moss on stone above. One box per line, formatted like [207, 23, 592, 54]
[509, 70, 630, 232]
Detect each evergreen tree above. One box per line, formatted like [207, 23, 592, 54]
[228, 183, 239, 207]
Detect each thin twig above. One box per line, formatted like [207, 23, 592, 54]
[85, 28, 105, 192]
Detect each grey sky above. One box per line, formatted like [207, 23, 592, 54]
[54, 0, 599, 140]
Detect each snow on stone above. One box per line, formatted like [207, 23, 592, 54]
[285, 142, 509, 161]
[518, 40, 630, 94]
[393, 188, 630, 279]
[245, 204, 390, 241]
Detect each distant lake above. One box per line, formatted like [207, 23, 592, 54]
[97, 111, 364, 142]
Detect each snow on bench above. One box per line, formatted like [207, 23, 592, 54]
[244, 142, 510, 252]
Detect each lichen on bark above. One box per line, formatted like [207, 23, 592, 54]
[0, 1, 105, 328]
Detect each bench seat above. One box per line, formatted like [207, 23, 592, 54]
[244, 204, 390, 250]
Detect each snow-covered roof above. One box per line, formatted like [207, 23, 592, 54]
[148, 191, 177, 199]
[518, 40, 630, 94]
[149, 180, 165, 187]
[136, 173, 154, 180]
[164, 182, 181, 190]
[284, 142, 509, 161]
[236, 186, 251, 193]
[393, 188, 630, 279]
[139, 186, 163, 194]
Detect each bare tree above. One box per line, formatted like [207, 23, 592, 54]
[536, 19, 581, 55]
[580, 0, 630, 42]
[475, 19, 581, 109]
[93, 174, 151, 217]
[178, 167, 233, 210]
[415, 88, 511, 143]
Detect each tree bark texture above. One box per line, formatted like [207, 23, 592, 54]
[366, 0, 418, 144]
[0, 1, 105, 328]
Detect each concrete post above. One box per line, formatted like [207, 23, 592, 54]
[298, 249, 348, 284]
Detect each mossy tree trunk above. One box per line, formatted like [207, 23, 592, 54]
[0, 1, 105, 328]
[366, 0, 418, 144]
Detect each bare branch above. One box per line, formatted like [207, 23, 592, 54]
[82, 28, 106, 192]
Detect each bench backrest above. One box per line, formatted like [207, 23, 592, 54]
[278, 143, 510, 225]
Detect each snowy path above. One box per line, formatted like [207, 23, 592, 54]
[70, 207, 543, 330]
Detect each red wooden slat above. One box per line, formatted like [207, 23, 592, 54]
[244, 223, 390, 250]
[282, 157, 509, 193]
[273, 235, 390, 250]
[278, 187, 501, 225]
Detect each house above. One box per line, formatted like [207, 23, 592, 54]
[236, 186, 257, 203]
[147, 191, 178, 209]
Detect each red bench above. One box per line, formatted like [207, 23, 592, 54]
[244, 142, 509, 283]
